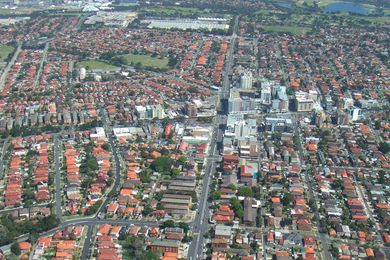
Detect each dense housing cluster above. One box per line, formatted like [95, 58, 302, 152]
[0, 0, 388, 259]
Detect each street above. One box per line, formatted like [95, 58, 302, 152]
[54, 134, 63, 222]
[187, 15, 239, 259]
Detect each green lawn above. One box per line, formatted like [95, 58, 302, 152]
[255, 9, 281, 15]
[261, 25, 312, 34]
[0, 44, 15, 68]
[119, 54, 169, 69]
[0, 6, 81, 15]
[0, 7, 43, 15]
[76, 60, 118, 70]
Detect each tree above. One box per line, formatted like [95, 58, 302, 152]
[87, 158, 99, 171]
[379, 170, 387, 184]
[236, 208, 244, 218]
[162, 220, 175, 229]
[237, 187, 253, 197]
[211, 191, 221, 200]
[379, 142, 390, 154]
[197, 163, 203, 172]
[177, 156, 187, 165]
[282, 193, 293, 206]
[330, 246, 339, 257]
[101, 143, 110, 151]
[143, 251, 159, 260]
[11, 242, 20, 256]
[22, 189, 35, 201]
[85, 200, 102, 216]
[121, 236, 159, 260]
[252, 186, 262, 200]
[171, 168, 181, 177]
[139, 170, 152, 183]
[178, 222, 190, 234]
[227, 183, 237, 191]
[143, 204, 153, 216]
[250, 241, 259, 253]
[168, 56, 178, 68]
[151, 156, 172, 172]
[230, 198, 244, 219]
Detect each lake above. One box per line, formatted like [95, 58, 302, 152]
[323, 2, 368, 15]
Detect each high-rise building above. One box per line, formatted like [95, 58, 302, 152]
[260, 84, 272, 105]
[347, 107, 363, 122]
[337, 109, 349, 125]
[240, 71, 253, 89]
[315, 110, 327, 128]
[135, 106, 146, 119]
[228, 97, 256, 114]
[185, 102, 197, 117]
[151, 104, 165, 119]
[79, 68, 86, 81]
[280, 100, 289, 112]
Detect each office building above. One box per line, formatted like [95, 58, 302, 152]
[240, 71, 253, 89]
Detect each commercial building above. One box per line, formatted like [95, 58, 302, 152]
[228, 91, 256, 114]
[347, 107, 363, 122]
[149, 239, 180, 254]
[260, 82, 272, 105]
[184, 102, 197, 117]
[240, 71, 253, 89]
[295, 91, 314, 112]
[143, 18, 230, 31]
[265, 117, 293, 132]
[135, 105, 165, 119]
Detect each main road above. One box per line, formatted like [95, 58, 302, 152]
[187, 15, 239, 260]
[187, 125, 219, 259]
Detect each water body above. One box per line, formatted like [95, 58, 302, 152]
[275, 2, 292, 9]
[323, 2, 368, 15]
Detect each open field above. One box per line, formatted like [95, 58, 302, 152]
[118, 54, 169, 69]
[76, 60, 118, 70]
[0, 44, 15, 69]
[248, 10, 389, 30]
[0, 7, 82, 16]
[255, 9, 284, 15]
[261, 25, 312, 34]
[0, 7, 44, 15]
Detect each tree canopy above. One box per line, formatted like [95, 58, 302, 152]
[237, 187, 253, 197]
[151, 156, 172, 172]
